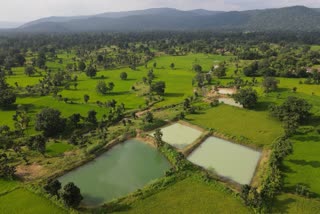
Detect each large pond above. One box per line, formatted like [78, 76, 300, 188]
[59, 139, 170, 206]
[187, 136, 261, 185]
[152, 123, 203, 149]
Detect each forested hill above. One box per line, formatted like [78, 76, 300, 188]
[15, 6, 320, 32]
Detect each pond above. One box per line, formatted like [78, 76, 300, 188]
[187, 136, 261, 185]
[219, 98, 243, 108]
[58, 139, 170, 206]
[152, 123, 203, 149]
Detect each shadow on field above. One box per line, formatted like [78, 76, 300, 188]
[293, 134, 320, 142]
[165, 92, 184, 97]
[308, 115, 320, 127]
[274, 197, 296, 213]
[281, 164, 297, 174]
[254, 101, 275, 111]
[288, 159, 320, 168]
[110, 91, 130, 96]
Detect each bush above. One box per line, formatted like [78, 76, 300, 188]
[140, 119, 166, 132]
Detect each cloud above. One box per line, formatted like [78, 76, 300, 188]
[0, 0, 320, 22]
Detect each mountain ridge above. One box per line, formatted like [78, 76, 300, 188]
[16, 6, 320, 32]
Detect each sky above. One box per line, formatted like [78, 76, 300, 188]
[1, 0, 320, 22]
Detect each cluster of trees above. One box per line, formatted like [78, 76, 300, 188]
[242, 45, 320, 79]
[0, 74, 16, 107]
[241, 137, 293, 211]
[270, 96, 312, 136]
[44, 180, 83, 208]
[233, 88, 258, 109]
[0, 152, 15, 179]
[96, 81, 115, 95]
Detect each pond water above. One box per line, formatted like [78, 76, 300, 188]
[59, 139, 170, 206]
[187, 136, 261, 185]
[219, 98, 243, 108]
[152, 123, 203, 149]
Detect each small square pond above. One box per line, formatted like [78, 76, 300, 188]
[58, 139, 170, 206]
[187, 136, 261, 185]
[151, 123, 203, 149]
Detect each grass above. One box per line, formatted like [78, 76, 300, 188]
[273, 193, 320, 214]
[0, 189, 66, 214]
[282, 130, 320, 196]
[46, 141, 74, 156]
[121, 177, 249, 214]
[0, 179, 19, 194]
[186, 104, 283, 147]
[1, 53, 231, 130]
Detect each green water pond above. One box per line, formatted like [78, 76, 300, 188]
[59, 139, 170, 206]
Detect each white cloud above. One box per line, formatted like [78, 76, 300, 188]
[0, 0, 320, 22]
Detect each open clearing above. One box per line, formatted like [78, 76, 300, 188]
[188, 136, 261, 184]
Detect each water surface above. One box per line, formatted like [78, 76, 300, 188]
[59, 139, 170, 206]
[152, 123, 203, 149]
[188, 136, 261, 184]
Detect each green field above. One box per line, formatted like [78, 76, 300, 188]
[283, 130, 320, 196]
[122, 177, 249, 214]
[46, 141, 74, 156]
[273, 193, 320, 214]
[0, 179, 19, 194]
[0, 189, 66, 214]
[0, 54, 230, 128]
[186, 105, 283, 146]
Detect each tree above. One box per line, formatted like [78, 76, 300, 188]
[270, 96, 312, 123]
[233, 88, 258, 109]
[97, 54, 104, 64]
[170, 63, 175, 70]
[262, 76, 279, 93]
[86, 110, 97, 124]
[96, 81, 108, 94]
[83, 94, 90, 103]
[193, 64, 202, 73]
[120, 72, 128, 80]
[35, 108, 66, 137]
[270, 96, 312, 136]
[78, 61, 86, 71]
[24, 66, 35, 76]
[154, 129, 164, 147]
[68, 113, 81, 129]
[144, 112, 154, 123]
[44, 179, 61, 197]
[0, 90, 16, 107]
[0, 164, 15, 179]
[27, 135, 47, 155]
[151, 81, 166, 95]
[61, 182, 83, 208]
[85, 65, 97, 78]
[205, 73, 212, 84]
[213, 64, 226, 78]
[37, 52, 46, 68]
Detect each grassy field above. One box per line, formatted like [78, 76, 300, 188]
[0, 189, 66, 214]
[0, 53, 231, 129]
[282, 129, 320, 196]
[186, 105, 283, 147]
[46, 141, 74, 157]
[0, 179, 19, 194]
[273, 193, 320, 214]
[121, 177, 249, 214]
